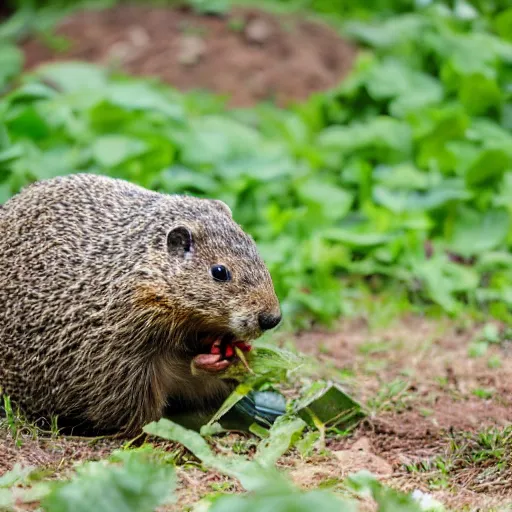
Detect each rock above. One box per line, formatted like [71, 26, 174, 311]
[178, 35, 206, 66]
[245, 18, 272, 44]
[332, 437, 393, 477]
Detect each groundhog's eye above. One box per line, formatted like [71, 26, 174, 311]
[210, 265, 231, 282]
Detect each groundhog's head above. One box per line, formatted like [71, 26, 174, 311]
[137, 195, 281, 366]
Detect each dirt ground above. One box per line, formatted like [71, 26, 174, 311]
[20, 4, 357, 107]
[2, 315, 512, 511]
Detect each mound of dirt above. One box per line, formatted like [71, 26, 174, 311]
[21, 4, 357, 107]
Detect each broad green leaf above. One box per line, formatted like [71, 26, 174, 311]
[495, 8, 512, 42]
[318, 117, 412, 159]
[0, 44, 23, 88]
[458, 74, 502, 115]
[188, 0, 231, 14]
[468, 119, 512, 152]
[347, 471, 423, 512]
[0, 144, 23, 165]
[431, 31, 511, 79]
[205, 381, 255, 426]
[373, 183, 471, 213]
[412, 256, 479, 312]
[254, 416, 306, 468]
[144, 420, 222, 465]
[0, 464, 33, 487]
[414, 107, 470, 172]
[365, 59, 443, 117]
[31, 62, 107, 92]
[292, 381, 365, 431]
[464, 148, 511, 187]
[221, 345, 302, 382]
[143, 419, 288, 492]
[323, 228, 396, 247]
[373, 163, 430, 190]
[296, 180, 353, 220]
[447, 208, 509, 256]
[153, 166, 218, 194]
[6, 105, 50, 140]
[0, 183, 12, 203]
[92, 135, 148, 168]
[41, 451, 175, 512]
[207, 487, 357, 512]
[343, 14, 426, 49]
[105, 83, 184, 119]
[181, 117, 261, 165]
[220, 152, 296, 180]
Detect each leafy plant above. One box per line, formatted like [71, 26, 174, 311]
[2, 0, 512, 325]
[41, 448, 176, 512]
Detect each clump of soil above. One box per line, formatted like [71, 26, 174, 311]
[21, 4, 357, 107]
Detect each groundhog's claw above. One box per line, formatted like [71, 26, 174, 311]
[192, 353, 231, 373]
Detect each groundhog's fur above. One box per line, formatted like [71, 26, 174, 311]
[0, 174, 280, 435]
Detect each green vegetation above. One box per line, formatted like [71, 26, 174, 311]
[1, 0, 512, 328]
[406, 424, 512, 492]
[1, 0, 511, 510]
[2, 418, 441, 511]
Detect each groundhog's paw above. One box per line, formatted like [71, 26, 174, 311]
[192, 353, 231, 374]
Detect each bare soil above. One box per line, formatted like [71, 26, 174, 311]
[2, 315, 512, 510]
[21, 4, 357, 107]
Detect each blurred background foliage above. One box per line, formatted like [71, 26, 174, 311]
[1, 0, 512, 329]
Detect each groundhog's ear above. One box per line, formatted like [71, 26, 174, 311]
[167, 226, 193, 256]
[209, 199, 232, 218]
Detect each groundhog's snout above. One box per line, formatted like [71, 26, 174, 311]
[258, 312, 282, 331]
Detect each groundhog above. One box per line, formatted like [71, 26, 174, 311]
[0, 174, 281, 435]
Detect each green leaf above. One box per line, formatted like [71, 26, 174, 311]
[414, 107, 470, 172]
[458, 74, 502, 115]
[318, 117, 412, 159]
[188, 0, 231, 15]
[6, 105, 50, 140]
[495, 8, 512, 42]
[447, 208, 510, 256]
[0, 44, 23, 88]
[0, 464, 33, 487]
[292, 381, 366, 431]
[181, 117, 261, 166]
[464, 148, 511, 187]
[105, 83, 184, 119]
[343, 14, 426, 49]
[32, 62, 107, 92]
[143, 418, 288, 492]
[433, 32, 511, 79]
[207, 487, 357, 512]
[366, 59, 443, 117]
[373, 163, 430, 190]
[0, 144, 23, 165]
[372, 182, 471, 213]
[322, 228, 396, 247]
[92, 135, 148, 168]
[41, 451, 176, 512]
[205, 381, 255, 426]
[347, 471, 423, 512]
[254, 416, 306, 468]
[412, 256, 479, 312]
[296, 180, 353, 220]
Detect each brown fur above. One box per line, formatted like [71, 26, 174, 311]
[0, 174, 280, 435]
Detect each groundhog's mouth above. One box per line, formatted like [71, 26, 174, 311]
[192, 333, 252, 374]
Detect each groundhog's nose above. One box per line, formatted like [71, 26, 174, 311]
[258, 312, 282, 331]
